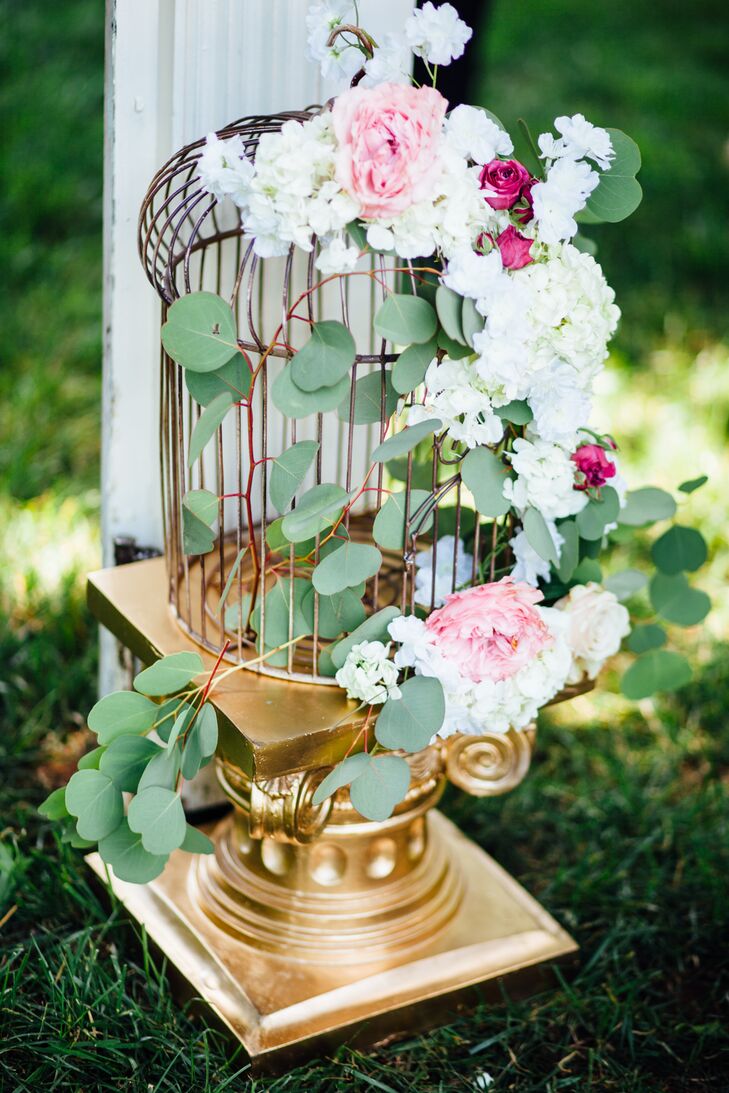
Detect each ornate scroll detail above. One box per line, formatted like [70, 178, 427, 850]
[218, 761, 333, 844]
[445, 726, 536, 798]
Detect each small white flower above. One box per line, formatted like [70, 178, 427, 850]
[409, 357, 504, 450]
[444, 105, 513, 165]
[315, 235, 360, 275]
[504, 437, 587, 521]
[556, 582, 630, 681]
[531, 158, 600, 244]
[306, 1, 362, 90]
[442, 247, 503, 301]
[414, 535, 474, 607]
[198, 133, 254, 205]
[405, 2, 473, 67]
[362, 33, 411, 86]
[366, 224, 395, 252]
[335, 641, 401, 705]
[539, 114, 614, 171]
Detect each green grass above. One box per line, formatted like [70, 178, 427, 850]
[2, 0, 729, 1088]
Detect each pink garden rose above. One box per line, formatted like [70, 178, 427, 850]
[496, 225, 534, 270]
[479, 158, 531, 210]
[331, 83, 448, 219]
[424, 577, 553, 684]
[572, 444, 617, 490]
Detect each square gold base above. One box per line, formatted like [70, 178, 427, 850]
[87, 811, 576, 1069]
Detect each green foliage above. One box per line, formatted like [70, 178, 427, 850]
[651, 524, 708, 574]
[337, 370, 398, 424]
[555, 519, 579, 582]
[65, 769, 123, 841]
[349, 754, 412, 821]
[269, 440, 319, 513]
[583, 129, 642, 223]
[524, 507, 559, 565]
[678, 474, 708, 494]
[161, 292, 239, 372]
[373, 489, 434, 549]
[461, 295, 483, 347]
[188, 390, 233, 466]
[371, 419, 441, 462]
[87, 690, 159, 744]
[392, 338, 437, 394]
[374, 293, 438, 345]
[133, 652, 204, 697]
[127, 787, 187, 855]
[435, 285, 467, 345]
[619, 486, 676, 526]
[313, 587, 366, 639]
[253, 578, 314, 647]
[627, 623, 667, 653]
[621, 649, 692, 699]
[185, 354, 250, 406]
[494, 399, 533, 425]
[461, 447, 511, 517]
[312, 541, 382, 595]
[575, 485, 620, 540]
[272, 363, 350, 418]
[375, 676, 445, 752]
[649, 571, 711, 626]
[97, 819, 168, 883]
[37, 787, 68, 821]
[312, 752, 370, 805]
[98, 735, 160, 792]
[280, 482, 349, 541]
[329, 607, 401, 670]
[289, 321, 356, 391]
[604, 567, 647, 600]
[181, 488, 217, 555]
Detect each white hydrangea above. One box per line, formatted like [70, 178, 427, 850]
[408, 357, 504, 450]
[414, 535, 474, 608]
[198, 133, 254, 205]
[405, 2, 473, 67]
[306, 1, 362, 90]
[442, 246, 503, 301]
[362, 34, 411, 86]
[538, 114, 614, 171]
[531, 157, 600, 244]
[444, 105, 513, 165]
[555, 582, 630, 682]
[388, 609, 572, 736]
[315, 235, 360, 274]
[504, 437, 587, 521]
[510, 520, 564, 586]
[335, 640, 401, 705]
[527, 360, 593, 447]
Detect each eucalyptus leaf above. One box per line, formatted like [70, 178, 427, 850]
[308, 587, 366, 640]
[270, 440, 319, 513]
[312, 541, 382, 595]
[253, 577, 314, 647]
[182, 488, 217, 525]
[98, 819, 168, 883]
[188, 391, 233, 466]
[312, 752, 370, 806]
[375, 676, 445, 752]
[678, 475, 708, 495]
[627, 624, 667, 654]
[134, 651, 204, 697]
[651, 525, 707, 575]
[161, 291, 239, 372]
[461, 447, 510, 517]
[280, 483, 349, 542]
[461, 296, 483, 348]
[180, 825, 215, 854]
[180, 704, 218, 780]
[495, 400, 533, 426]
[649, 572, 711, 626]
[392, 338, 437, 394]
[38, 787, 69, 821]
[374, 294, 437, 345]
[604, 568, 648, 601]
[329, 607, 402, 670]
[575, 486, 620, 541]
[621, 650, 691, 700]
[572, 557, 602, 584]
[524, 507, 560, 565]
[582, 129, 642, 223]
[437, 330, 473, 359]
[373, 489, 434, 549]
[618, 487, 676, 527]
[435, 285, 467, 345]
[127, 787, 187, 855]
[65, 769, 124, 841]
[337, 370, 398, 425]
[289, 321, 356, 392]
[185, 355, 250, 406]
[99, 735, 161, 793]
[182, 507, 215, 555]
[137, 745, 181, 793]
[371, 420, 441, 463]
[555, 519, 579, 583]
[77, 746, 106, 771]
[349, 754, 411, 822]
[88, 690, 159, 744]
[272, 364, 350, 419]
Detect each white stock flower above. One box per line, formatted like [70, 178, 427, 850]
[444, 105, 513, 165]
[510, 520, 564, 586]
[198, 133, 254, 205]
[315, 235, 360, 274]
[335, 640, 401, 705]
[405, 2, 473, 66]
[539, 114, 614, 170]
[362, 34, 411, 86]
[414, 535, 474, 607]
[556, 582, 630, 682]
[408, 357, 504, 449]
[531, 157, 600, 244]
[527, 360, 593, 446]
[504, 437, 587, 521]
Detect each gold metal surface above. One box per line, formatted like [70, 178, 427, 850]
[87, 811, 576, 1067]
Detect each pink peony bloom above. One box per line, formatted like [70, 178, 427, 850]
[496, 225, 534, 269]
[331, 83, 448, 219]
[479, 158, 531, 210]
[424, 577, 553, 684]
[572, 444, 617, 490]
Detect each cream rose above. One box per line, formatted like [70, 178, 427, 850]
[556, 582, 630, 682]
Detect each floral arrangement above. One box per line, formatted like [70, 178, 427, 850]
[41, 2, 712, 878]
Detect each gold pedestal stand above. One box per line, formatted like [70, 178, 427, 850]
[87, 559, 578, 1069]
